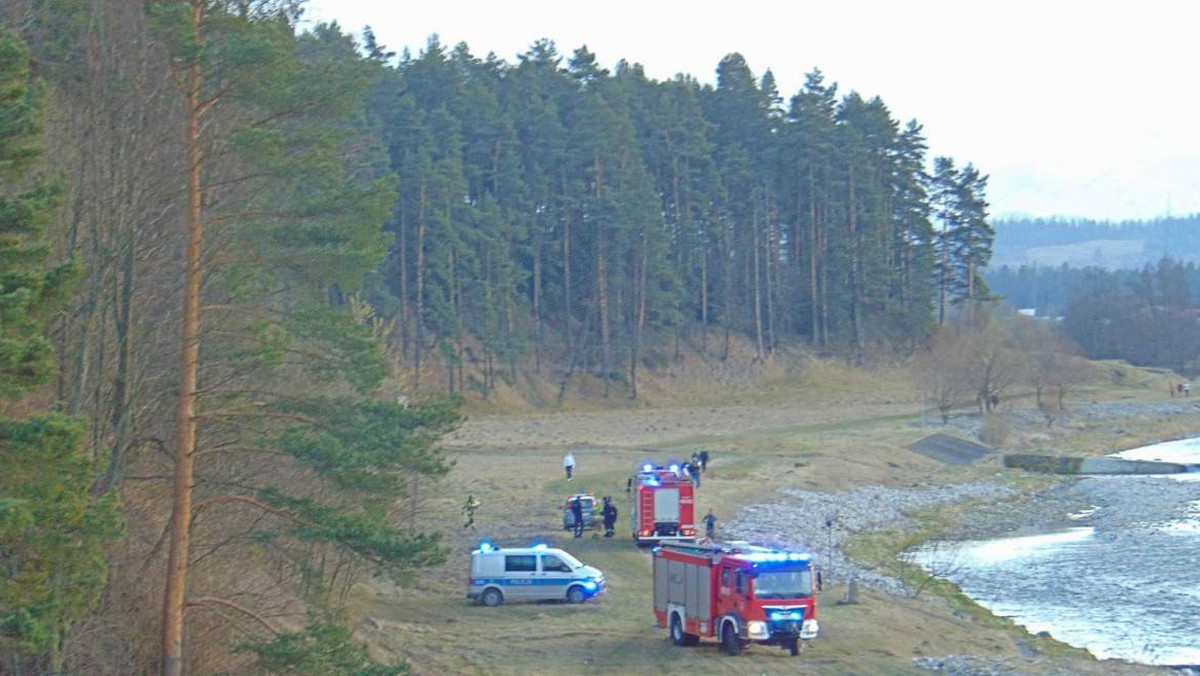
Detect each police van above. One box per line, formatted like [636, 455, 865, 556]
[468, 543, 606, 606]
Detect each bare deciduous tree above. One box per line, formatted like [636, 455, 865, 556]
[913, 328, 973, 424]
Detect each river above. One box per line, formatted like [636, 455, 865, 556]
[907, 438, 1200, 667]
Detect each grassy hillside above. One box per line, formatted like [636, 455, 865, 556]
[352, 357, 1187, 675]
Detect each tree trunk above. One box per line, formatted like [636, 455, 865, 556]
[562, 210, 573, 373]
[848, 165, 865, 354]
[752, 206, 765, 361]
[631, 228, 647, 399]
[413, 182, 426, 390]
[809, 168, 820, 345]
[593, 153, 610, 397]
[722, 218, 732, 361]
[700, 253, 708, 352]
[532, 226, 542, 374]
[819, 216, 830, 350]
[766, 194, 778, 354]
[97, 229, 135, 495]
[162, 27, 204, 674]
[397, 201, 409, 360]
[449, 246, 463, 395]
[938, 231, 949, 326]
[597, 237, 610, 397]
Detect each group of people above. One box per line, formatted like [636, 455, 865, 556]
[1170, 382, 1192, 397]
[567, 495, 618, 538]
[467, 449, 715, 536]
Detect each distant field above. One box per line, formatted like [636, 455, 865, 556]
[992, 238, 1148, 269]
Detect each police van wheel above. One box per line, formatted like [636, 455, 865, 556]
[721, 622, 741, 656]
[566, 586, 586, 604]
[482, 588, 503, 607]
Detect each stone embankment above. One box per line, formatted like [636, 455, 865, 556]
[726, 480, 1017, 595]
[1004, 454, 1189, 475]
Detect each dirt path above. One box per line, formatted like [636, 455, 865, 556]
[445, 401, 921, 449]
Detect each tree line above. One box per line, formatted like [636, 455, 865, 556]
[994, 214, 1200, 263]
[988, 258, 1200, 375]
[369, 35, 994, 398]
[0, 1, 998, 673]
[3, 3, 455, 674]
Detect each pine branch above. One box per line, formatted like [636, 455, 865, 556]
[185, 596, 280, 636]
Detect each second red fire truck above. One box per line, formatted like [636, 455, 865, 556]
[652, 541, 820, 656]
[630, 463, 696, 545]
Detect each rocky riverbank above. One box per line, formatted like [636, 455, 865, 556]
[726, 479, 1019, 595]
[727, 398, 1200, 675]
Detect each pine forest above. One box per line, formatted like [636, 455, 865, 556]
[0, 1, 998, 673]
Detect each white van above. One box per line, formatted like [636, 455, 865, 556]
[468, 544, 606, 606]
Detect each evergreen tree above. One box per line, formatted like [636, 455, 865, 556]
[0, 27, 121, 673]
[933, 156, 994, 322]
[785, 69, 839, 347]
[145, 7, 456, 673]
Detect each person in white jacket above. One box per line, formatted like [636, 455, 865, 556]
[563, 452, 576, 480]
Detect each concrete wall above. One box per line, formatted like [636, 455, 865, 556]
[1005, 454, 1187, 475]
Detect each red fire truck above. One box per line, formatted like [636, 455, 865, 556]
[652, 541, 820, 656]
[630, 463, 696, 545]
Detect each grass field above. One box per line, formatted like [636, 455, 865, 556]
[355, 361, 1190, 675]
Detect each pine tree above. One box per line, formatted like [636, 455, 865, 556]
[785, 70, 839, 347]
[145, 8, 455, 673]
[933, 156, 994, 322]
[0, 27, 121, 673]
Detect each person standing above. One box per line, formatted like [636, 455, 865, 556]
[703, 509, 717, 541]
[571, 497, 584, 538]
[698, 450, 709, 473]
[463, 494, 481, 530]
[563, 452, 576, 481]
[601, 497, 618, 538]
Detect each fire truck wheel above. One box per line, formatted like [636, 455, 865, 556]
[669, 614, 697, 647]
[566, 585, 586, 604]
[481, 588, 503, 607]
[721, 622, 742, 656]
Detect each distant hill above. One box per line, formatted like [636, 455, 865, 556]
[992, 215, 1200, 269]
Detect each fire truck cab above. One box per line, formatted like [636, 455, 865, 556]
[652, 541, 819, 656]
[631, 463, 696, 545]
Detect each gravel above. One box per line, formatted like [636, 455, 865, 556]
[726, 480, 1018, 595]
[912, 655, 1175, 675]
[728, 411, 1200, 674]
[723, 398, 1200, 675]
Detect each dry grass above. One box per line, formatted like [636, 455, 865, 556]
[353, 356, 1193, 675]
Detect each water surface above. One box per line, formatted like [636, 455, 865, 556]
[908, 438, 1200, 666]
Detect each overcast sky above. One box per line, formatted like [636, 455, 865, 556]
[302, 0, 1200, 222]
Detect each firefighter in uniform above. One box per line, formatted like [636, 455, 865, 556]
[601, 496, 618, 538]
[462, 494, 481, 530]
[703, 508, 717, 541]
